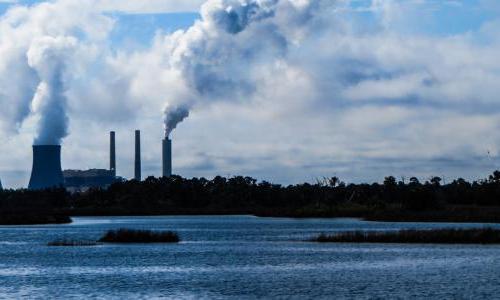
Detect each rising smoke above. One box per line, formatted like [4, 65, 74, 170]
[0, 0, 112, 145]
[161, 0, 325, 135]
[164, 105, 189, 138]
[28, 36, 76, 145]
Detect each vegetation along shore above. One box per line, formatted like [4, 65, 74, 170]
[48, 229, 180, 246]
[311, 228, 500, 244]
[2, 171, 500, 224]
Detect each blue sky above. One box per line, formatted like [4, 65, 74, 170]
[0, 1, 201, 46]
[109, 13, 199, 48]
[0, 0, 496, 42]
[0, 0, 500, 188]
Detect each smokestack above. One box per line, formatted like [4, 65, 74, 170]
[28, 145, 64, 190]
[110, 131, 116, 177]
[162, 137, 172, 177]
[134, 130, 141, 181]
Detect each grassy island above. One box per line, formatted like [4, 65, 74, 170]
[312, 228, 500, 244]
[98, 228, 180, 243]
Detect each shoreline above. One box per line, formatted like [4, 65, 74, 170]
[5, 205, 500, 225]
[311, 228, 500, 244]
[0, 214, 72, 225]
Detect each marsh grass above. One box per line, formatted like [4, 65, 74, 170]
[98, 228, 180, 243]
[48, 240, 98, 246]
[312, 228, 500, 244]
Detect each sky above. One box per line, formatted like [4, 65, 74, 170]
[0, 0, 500, 188]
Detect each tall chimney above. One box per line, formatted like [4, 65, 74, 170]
[28, 145, 64, 190]
[162, 137, 172, 177]
[110, 131, 116, 177]
[134, 130, 141, 181]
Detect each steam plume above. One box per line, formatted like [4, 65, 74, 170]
[162, 0, 322, 135]
[28, 36, 77, 145]
[164, 105, 189, 138]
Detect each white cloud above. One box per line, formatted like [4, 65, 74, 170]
[1, 0, 500, 188]
[96, 0, 205, 14]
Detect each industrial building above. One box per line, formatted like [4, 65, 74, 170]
[27, 129, 173, 191]
[28, 131, 119, 191]
[63, 131, 121, 192]
[63, 169, 118, 192]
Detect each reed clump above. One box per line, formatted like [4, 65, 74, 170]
[98, 228, 180, 243]
[312, 228, 500, 244]
[48, 240, 98, 246]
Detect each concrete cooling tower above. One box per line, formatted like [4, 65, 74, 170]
[28, 145, 64, 190]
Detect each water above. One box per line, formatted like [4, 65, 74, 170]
[0, 216, 499, 299]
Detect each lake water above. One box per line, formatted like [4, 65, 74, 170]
[0, 216, 499, 299]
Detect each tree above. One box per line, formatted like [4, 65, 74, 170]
[409, 177, 420, 186]
[329, 177, 339, 188]
[383, 176, 397, 188]
[489, 171, 500, 183]
[430, 176, 442, 187]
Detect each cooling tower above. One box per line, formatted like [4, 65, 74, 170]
[110, 131, 116, 177]
[28, 145, 64, 190]
[134, 130, 141, 181]
[162, 137, 172, 177]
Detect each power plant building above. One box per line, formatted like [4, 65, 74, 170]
[27, 129, 173, 190]
[63, 169, 119, 192]
[64, 131, 120, 192]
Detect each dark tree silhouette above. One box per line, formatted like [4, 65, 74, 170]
[3, 171, 500, 223]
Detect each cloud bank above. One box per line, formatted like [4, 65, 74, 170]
[0, 0, 500, 187]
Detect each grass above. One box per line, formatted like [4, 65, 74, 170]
[311, 228, 500, 244]
[98, 228, 180, 243]
[48, 240, 98, 247]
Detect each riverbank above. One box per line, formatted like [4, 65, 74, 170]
[3, 205, 500, 225]
[312, 228, 500, 244]
[4, 171, 500, 224]
[0, 214, 71, 225]
[68, 205, 500, 223]
[255, 205, 500, 223]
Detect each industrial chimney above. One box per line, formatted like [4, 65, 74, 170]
[110, 131, 116, 177]
[162, 137, 172, 177]
[28, 145, 64, 190]
[134, 130, 141, 181]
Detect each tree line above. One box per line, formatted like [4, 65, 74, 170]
[2, 171, 500, 221]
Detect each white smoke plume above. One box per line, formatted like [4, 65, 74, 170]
[28, 36, 77, 145]
[0, 0, 113, 145]
[164, 105, 190, 138]
[160, 0, 326, 135]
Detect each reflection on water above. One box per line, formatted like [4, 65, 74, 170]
[0, 216, 499, 298]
